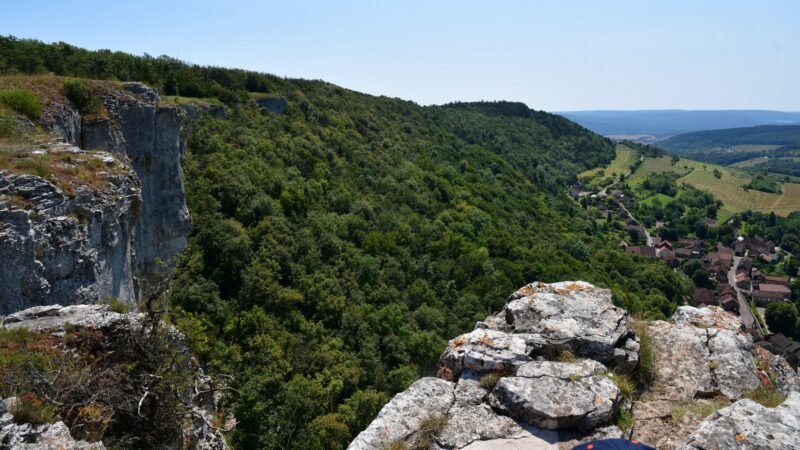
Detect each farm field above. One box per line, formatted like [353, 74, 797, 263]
[579, 144, 638, 185]
[626, 155, 800, 217]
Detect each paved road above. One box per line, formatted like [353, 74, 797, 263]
[728, 255, 763, 336]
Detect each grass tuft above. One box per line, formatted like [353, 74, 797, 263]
[744, 385, 786, 408]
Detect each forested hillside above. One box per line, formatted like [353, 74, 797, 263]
[1, 37, 691, 449]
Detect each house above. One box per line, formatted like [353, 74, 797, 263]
[736, 236, 775, 256]
[618, 240, 629, 249]
[693, 288, 717, 307]
[679, 238, 704, 248]
[664, 256, 681, 268]
[735, 271, 750, 290]
[760, 254, 778, 264]
[734, 241, 746, 256]
[764, 275, 790, 287]
[704, 218, 718, 227]
[674, 247, 694, 259]
[626, 246, 657, 258]
[753, 284, 792, 305]
[736, 258, 752, 276]
[719, 293, 739, 314]
[758, 335, 800, 369]
[655, 221, 666, 230]
[656, 247, 674, 259]
[657, 240, 673, 250]
[651, 236, 662, 247]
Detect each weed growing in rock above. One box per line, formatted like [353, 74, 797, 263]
[745, 385, 786, 408]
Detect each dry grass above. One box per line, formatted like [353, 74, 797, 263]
[669, 398, 730, 425]
[0, 148, 127, 198]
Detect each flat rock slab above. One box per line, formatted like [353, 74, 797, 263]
[678, 392, 800, 450]
[490, 361, 620, 432]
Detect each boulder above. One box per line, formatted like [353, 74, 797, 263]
[439, 281, 639, 381]
[678, 392, 800, 449]
[489, 360, 621, 432]
[645, 306, 759, 401]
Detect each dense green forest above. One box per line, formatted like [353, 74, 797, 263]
[1, 37, 692, 448]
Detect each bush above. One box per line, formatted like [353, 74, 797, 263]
[0, 88, 42, 120]
[100, 297, 132, 314]
[62, 79, 101, 114]
[11, 392, 58, 425]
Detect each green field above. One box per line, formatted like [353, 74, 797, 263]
[640, 193, 674, 207]
[625, 155, 800, 218]
[579, 144, 639, 188]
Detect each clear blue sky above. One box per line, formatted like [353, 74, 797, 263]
[2, 0, 799, 111]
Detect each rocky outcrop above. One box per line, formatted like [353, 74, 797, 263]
[349, 282, 634, 450]
[678, 392, 800, 450]
[1, 304, 228, 449]
[438, 281, 639, 382]
[42, 82, 191, 275]
[0, 397, 105, 450]
[631, 305, 798, 449]
[350, 283, 800, 450]
[0, 149, 141, 313]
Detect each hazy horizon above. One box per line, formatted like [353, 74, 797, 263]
[3, 0, 799, 111]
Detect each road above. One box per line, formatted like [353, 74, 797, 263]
[617, 201, 653, 247]
[729, 255, 764, 337]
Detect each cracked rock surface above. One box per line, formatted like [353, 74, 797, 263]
[632, 305, 797, 450]
[438, 281, 639, 381]
[678, 392, 800, 450]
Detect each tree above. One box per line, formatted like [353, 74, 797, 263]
[765, 302, 798, 337]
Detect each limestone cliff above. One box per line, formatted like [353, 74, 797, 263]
[40, 82, 192, 274]
[0, 80, 193, 313]
[0, 146, 141, 313]
[349, 281, 800, 450]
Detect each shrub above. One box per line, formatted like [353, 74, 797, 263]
[100, 297, 132, 314]
[478, 372, 502, 391]
[11, 392, 58, 425]
[632, 320, 656, 389]
[62, 79, 102, 114]
[613, 407, 633, 433]
[0, 88, 42, 120]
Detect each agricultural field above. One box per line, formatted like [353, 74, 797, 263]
[626, 155, 800, 218]
[579, 144, 639, 188]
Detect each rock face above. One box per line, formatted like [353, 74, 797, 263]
[0, 151, 141, 313]
[42, 82, 191, 275]
[1, 304, 228, 450]
[0, 82, 194, 313]
[438, 281, 639, 381]
[631, 305, 798, 450]
[349, 282, 633, 450]
[678, 392, 800, 450]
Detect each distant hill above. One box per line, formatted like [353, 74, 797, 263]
[658, 125, 800, 177]
[558, 110, 800, 141]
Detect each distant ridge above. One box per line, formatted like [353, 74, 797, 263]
[558, 110, 800, 142]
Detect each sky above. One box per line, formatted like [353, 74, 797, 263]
[2, 0, 799, 111]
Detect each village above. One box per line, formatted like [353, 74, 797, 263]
[572, 184, 800, 369]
